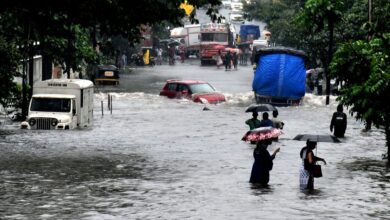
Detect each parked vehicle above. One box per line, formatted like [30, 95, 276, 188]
[252, 39, 269, 49]
[20, 79, 94, 130]
[253, 47, 307, 106]
[231, 0, 243, 10]
[93, 65, 120, 85]
[229, 12, 245, 23]
[159, 79, 226, 104]
[170, 24, 201, 57]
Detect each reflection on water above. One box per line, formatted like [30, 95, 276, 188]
[299, 188, 324, 198]
[342, 158, 390, 182]
[250, 183, 274, 195]
[0, 155, 146, 182]
[0, 153, 154, 219]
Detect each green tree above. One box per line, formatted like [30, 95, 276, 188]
[330, 0, 390, 161]
[297, 0, 344, 105]
[330, 36, 390, 161]
[244, 0, 305, 48]
[0, 36, 21, 108]
[0, 0, 222, 116]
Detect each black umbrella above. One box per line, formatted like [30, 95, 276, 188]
[293, 134, 341, 143]
[245, 104, 277, 113]
[160, 39, 181, 46]
[168, 39, 181, 46]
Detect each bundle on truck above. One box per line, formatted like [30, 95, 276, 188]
[21, 79, 94, 130]
[253, 47, 306, 106]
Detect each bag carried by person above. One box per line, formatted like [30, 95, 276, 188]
[311, 164, 322, 178]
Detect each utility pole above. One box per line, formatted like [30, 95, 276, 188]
[368, 0, 372, 24]
[21, 59, 28, 120]
[28, 43, 34, 99]
[326, 18, 335, 105]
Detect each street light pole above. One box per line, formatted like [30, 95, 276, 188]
[368, 0, 372, 24]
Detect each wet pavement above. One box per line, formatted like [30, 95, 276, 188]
[0, 61, 389, 219]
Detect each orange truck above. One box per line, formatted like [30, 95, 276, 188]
[199, 23, 235, 65]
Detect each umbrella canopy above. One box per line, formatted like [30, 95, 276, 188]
[242, 127, 283, 142]
[245, 104, 277, 113]
[168, 40, 181, 46]
[210, 44, 226, 50]
[225, 47, 241, 54]
[160, 39, 181, 46]
[293, 134, 341, 143]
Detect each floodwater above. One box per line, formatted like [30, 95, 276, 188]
[0, 62, 389, 220]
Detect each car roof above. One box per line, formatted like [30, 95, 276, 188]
[166, 79, 208, 85]
[97, 65, 118, 70]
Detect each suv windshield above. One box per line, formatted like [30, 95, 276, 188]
[31, 98, 71, 112]
[189, 83, 215, 94]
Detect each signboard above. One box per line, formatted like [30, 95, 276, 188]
[200, 23, 228, 33]
[104, 71, 114, 77]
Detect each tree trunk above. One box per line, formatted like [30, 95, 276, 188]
[386, 123, 390, 164]
[66, 21, 74, 79]
[21, 61, 28, 121]
[368, 0, 372, 23]
[42, 53, 52, 80]
[28, 45, 34, 99]
[326, 17, 334, 105]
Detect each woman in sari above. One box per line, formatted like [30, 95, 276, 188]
[299, 140, 326, 190]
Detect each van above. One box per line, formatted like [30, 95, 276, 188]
[21, 79, 94, 130]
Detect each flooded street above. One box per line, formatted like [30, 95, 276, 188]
[0, 61, 389, 219]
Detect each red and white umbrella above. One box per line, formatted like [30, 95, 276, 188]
[242, 127, 283, 142]
[225, 47, 241, 54]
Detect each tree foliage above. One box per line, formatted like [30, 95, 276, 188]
[0, 0, 222, 105]
[330, 0, 390, 160]
[247, 0, 390, 159]
[244, 0, 305, 49]
[331, 36, 390, 127]
[0, 36, 21, 107]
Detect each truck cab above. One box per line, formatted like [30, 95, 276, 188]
[21, 79, 94, 130]
[199, 23, 235, 65]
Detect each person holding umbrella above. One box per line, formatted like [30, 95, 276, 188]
[245, 112, 261, 130]
[259, 112, 274, 127]
[250, 139, 280, 185]
[299, 140, 326, 190]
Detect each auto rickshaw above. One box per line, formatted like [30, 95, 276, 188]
[94, 65, 120, 85]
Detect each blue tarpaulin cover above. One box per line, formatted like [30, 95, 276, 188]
[239, 25, 260, 41]
[253, 50, 306, 99]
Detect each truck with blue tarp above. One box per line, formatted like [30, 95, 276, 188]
[252, 47, 307, 106]
[238, 24, 260, 45]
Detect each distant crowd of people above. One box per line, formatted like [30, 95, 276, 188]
[215, 50, 239, 71]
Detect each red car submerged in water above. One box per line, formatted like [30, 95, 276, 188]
[159, 79, 226, 104]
